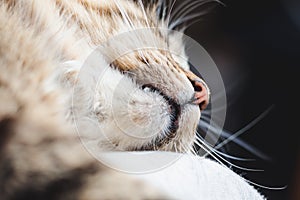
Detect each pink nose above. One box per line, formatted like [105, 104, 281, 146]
[192, 80, 210, 110]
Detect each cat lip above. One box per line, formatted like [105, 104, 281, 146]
[141, 84, 181, 135]
[140, 96, 180, 151]
[166, 97, 181, 134]
[133, 85, 181, 151]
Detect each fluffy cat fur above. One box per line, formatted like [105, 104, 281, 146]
[0, 0, 263, 199]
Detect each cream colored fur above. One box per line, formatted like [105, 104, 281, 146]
[0, 0, 265, 200]
[25, 0, 203, 152]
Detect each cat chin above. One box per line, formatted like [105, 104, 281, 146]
[66, 60, 200, 152]
[76, 105, 200, 153]
[66, 60, 169, 151]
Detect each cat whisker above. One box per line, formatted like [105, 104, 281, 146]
[138, 0, 150, 28]
[168, 0, 194, 21]
[168, 0, 223, 30]
[170, 0, 211, 24]
[214, 107, 273, 159]
[194, 136, 264, 172]
[200, 112, 220, 124]
[183, 2, 226, 30]
[195, 134, 255, 162]
[200, 110, 211, 117]
[169, 13, 207, 30]
[195, 135, 287, 190]
[182, 142, 197, 156]
[205, 104, 227, 113]
[165, 0, 178, 30]
[193, 137, 228, 168]
[158, 0, 168, 28]
[214, 149, 255, 161]
[114, 0, 134, 28]
[243, 180, 287, 191]
[198, 114, 272, 161]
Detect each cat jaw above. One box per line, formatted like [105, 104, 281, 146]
[63, 48, 202, 153]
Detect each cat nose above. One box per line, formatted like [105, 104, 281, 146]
[191, 79, 210, 110]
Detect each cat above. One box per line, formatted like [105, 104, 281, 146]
[0, 0, 265, 199]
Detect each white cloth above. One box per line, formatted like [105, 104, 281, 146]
[99, 152, 266, 200]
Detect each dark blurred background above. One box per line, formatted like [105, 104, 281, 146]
[181, 0, 299, 199]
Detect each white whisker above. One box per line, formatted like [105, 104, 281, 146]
[193, 138, 228, 168]
[169, 0, 193, 21]
[165, 0, 178, 29]
[199, 113, 272, 161]
[113, 0, 134, 28]
[243, 180, 287, 191]
[195, 136, 286, 190]
[195, 135, 255, 161]
[194, 136, 263, 172]
[138, 0, 150, 28]
[169, 12, 208, 30]
[170, 0, 211, 24]
[213, 106, 274, 157]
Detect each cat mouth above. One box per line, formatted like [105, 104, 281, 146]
[142, 84, 181, 138]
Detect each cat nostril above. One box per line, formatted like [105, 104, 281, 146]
[191, 80, 210, 110]
[192, 81, 203, 92]
[193, 91, 209, 110]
